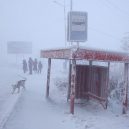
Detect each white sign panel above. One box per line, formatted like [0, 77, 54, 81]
[67, 11, 88, 42]
[71, 15, 86, 31]
[7, 41, 32, 54]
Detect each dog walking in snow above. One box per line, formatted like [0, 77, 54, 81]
[12, 78, 26, 94]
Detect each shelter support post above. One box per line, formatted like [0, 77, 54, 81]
[88, 60, 92, 100]
[67, 60, 71, 101]
[106, 62, 110, 109]
[46, 58, 51, 98]
[123, 63, 129, 114]
[70, 59, 76, 114]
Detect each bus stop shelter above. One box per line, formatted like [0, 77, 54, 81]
[40, 47, 129, 114]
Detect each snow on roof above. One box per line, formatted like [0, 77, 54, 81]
[40, 46, 129, 62]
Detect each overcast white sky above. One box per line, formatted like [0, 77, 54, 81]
[0, 0, 129, 55]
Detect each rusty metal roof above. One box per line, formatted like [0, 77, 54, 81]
[40, 47, 129, 62]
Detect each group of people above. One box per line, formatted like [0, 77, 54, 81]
[23, 57, 43, 74]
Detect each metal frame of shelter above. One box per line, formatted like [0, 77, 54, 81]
[40, 47, 129, 114]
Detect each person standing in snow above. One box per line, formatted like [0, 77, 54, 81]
[28, 57, 33, 75]
[33, 58, 38, 73]
[22, 59, 28, 73]
[38, 61, 43, 74]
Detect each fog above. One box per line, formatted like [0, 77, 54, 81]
[1, 1, 129, 128]
[0, 0, 129, 57]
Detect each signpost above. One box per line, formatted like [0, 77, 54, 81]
[67, 11, 88, 42]
[67, 11, 88, 114]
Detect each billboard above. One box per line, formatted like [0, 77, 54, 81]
[67, 11, 88, 42]
[7, 41, 32, 54]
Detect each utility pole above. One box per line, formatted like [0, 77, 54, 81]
[63, 0, 67, 47]
[53, 0, 67, 47]
[70, 0, 73, 46]
[70, 0, 73, 11]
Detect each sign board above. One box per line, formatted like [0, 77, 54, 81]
[7, 41, 32, 54]
[67, 11, 88, 42]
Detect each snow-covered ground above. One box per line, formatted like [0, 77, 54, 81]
[0, 60, 129, 129]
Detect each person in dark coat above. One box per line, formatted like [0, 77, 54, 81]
[23, 59, 27, 73]
[33, 58, 38, 73]
[38, 61, 43, 74]
[28, 57, 33, 74]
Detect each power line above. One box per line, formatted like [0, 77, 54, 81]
[52, 0, 126, 42]
[96, 0, 129, 22]
[104, 0, 129, 19]
[106, 0, 129, 15]
[88, 26, 121, 41]
[95, 0, 111, 9]
[94, 0, 129, 36]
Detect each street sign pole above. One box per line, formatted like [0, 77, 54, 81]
[70, 0, 72, 46]
[71, 0, 72, 11]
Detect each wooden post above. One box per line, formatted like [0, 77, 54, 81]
[67, 60, 71, 101]
[123, 63, 128, 114]
[88, 61, 92, 100]
[70, 59, 76, 114]
[46, 58, 51, 98]
[106, 62, 110, 109]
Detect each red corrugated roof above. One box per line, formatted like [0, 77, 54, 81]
[40, 47, 129, 62]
